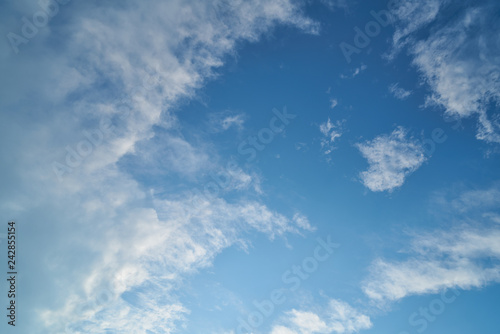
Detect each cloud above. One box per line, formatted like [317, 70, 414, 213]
[327, 300, 372, 333]
[296, 142, 309, 152]
[288, 310, 330, 333]
[352, 65, 367, 77]
[271, 326, 299, 334]
[389, 0, 446, 54]
[388, 83, 412, 100]
[448, 185, 500, 214]
[427, 182, 500, 224]
[389, 0, 500, 142]
[319, 118, 345, 157]
[221, 114, 246, 130]
[270, 299, 372, 334]
[0, 0, 319, 332]
[330, 98, 338, 109]
[358, 183, 500, 311]
[357, 127, 426, 192]
[125, 133, 213, 177]
[293, 213, 316, 232]
[209, 111, 246, 132]
[39, 191, 315, 333]
[319, 0, 349, 11]
[363, 225, 500, 303]
[340, 65, 367, 79]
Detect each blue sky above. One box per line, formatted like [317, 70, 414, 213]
[1, 0, 500, 333]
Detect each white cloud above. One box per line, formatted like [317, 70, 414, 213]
[271, 299, 372, 334]
[296, 142, 309, 152]
[320, 0, 349, 11]
[428, 183, 500, 224]
[411, 8, 500, 142]
[449, 185, 500, 214]
[357, 127, 426, 192]
[293, 213, 316, 232]
[209, 111, 246, 132]
[352, 65, 367, 77]
[389, 1, 500, 142]
[0, 0, 319, 332]
[340, 65, 367, 79]
[388, 83, 412, 100]
[39, 192, 315, 333]
[327, 300, 372, 333]
[131, 134, 212, 177]
[484, 213, 500, 224]
[271, 326, 299, 334]
[389, 0, 446, 54]
[319, 118, 345, 157]
[363, 225, 500, 303]
[289, 310, 330, 333]
[359, 183, 500, 309]
[330, 98, 338, 109]
[221, 114, 246, 130]
[320, 119, 342, 140]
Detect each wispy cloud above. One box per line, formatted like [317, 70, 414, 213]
[0, 0, 320, 332]
[389, 0, 500, 142]
[319, 118, 345, 157]
[388, 83, 412, 100]
[270, 299, 372, 334]
[296, 142, 309, 152]
[340, 64, 367, 79]
[429, 182, 500, 222]
[357, 127, 426, 192]
[330, 98, 339, 109]
[40, 193, 315, 333]
[363, 225, 500, 303]
[209, 111, 246, 132]
[448, 184, 500, 214]
[320, 0, 349, 11]
[389, 0, 446, 55]
[352, 65, 367, 77]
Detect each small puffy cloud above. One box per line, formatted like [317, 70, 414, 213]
[356, 127, 426, 192]
[271, 299, 372, 334]
[388, 83, 412, 100]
